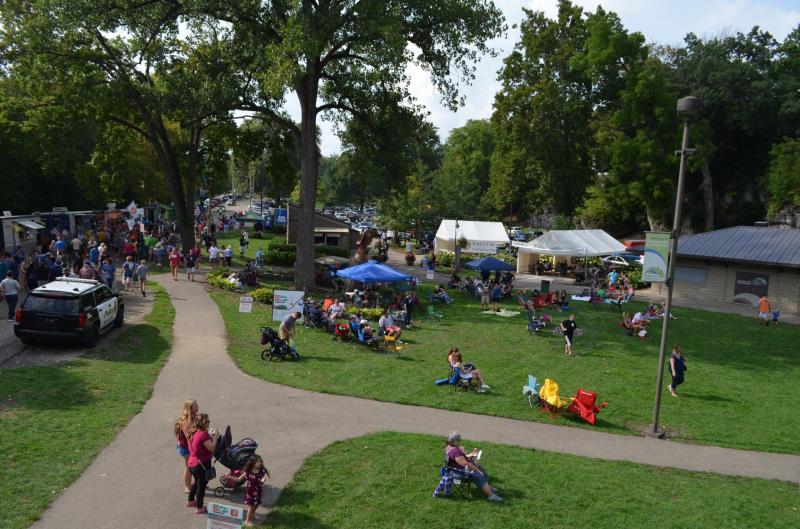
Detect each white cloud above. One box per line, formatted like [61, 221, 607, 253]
[307, 0, 798, 155]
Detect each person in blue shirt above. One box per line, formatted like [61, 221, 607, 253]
[55, 236, 66, 255]
[607, 269, 619, 287]
[89, 243, 100, 266]
[101, 258, 116, 289]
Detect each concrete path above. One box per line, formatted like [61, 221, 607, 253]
[31, 275, 800, 529]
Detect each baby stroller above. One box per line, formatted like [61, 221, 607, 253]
[211, 427, 260, 497]
[527, 310, 546, 334]
[260, 326, 299, 361]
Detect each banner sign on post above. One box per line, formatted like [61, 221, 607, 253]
[239, 296, 253, 313]
[642, 232, 671, 283]
[272, 290, 305, 322]
[207, 502, 243, 529]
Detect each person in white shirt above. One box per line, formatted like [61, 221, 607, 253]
[209, 245, 219, 264]
[1, 272, 21, 321]
[632, 311, 647, 329]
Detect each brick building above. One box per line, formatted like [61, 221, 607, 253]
[285, 204, 359, 251]
[658, 227, 800, 314]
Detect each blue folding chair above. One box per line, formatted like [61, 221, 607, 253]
[522, 374, 541, 407]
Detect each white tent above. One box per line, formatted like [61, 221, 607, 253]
[435, 219, 510, 254]
[513, 229, 625, 273]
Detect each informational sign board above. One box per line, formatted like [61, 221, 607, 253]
[465, 241, 500, 254]
[206, 502, 243, 529]
[642, 232, 670, 283]
[272, 290, 305, 322]
[274, 208, 288, 226]
[426, 270, 435, 280]
[239, 296, 253, 313]
[106, 202, 116, 210]
[733, 271, 769, 306]
[52, 206, 68, 213]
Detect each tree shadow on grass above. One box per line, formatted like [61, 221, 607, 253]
[87, 323, 170, 364]
[0, 362, 96, 411]
[266, 512, 334, 529]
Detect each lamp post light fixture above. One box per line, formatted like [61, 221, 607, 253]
[648, 96, 702, 439]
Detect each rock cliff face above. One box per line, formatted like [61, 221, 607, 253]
[772, 205, 800, 228]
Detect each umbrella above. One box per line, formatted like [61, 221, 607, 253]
[464, 256, 515, 272]
[314, 255, 350, 266]
[336, 260, 412, 283]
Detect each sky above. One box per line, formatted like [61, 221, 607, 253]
[295, 0, 800, 155]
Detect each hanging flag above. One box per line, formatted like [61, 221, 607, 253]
[642, 232, 671, 283]
[126, 201, 139, 218]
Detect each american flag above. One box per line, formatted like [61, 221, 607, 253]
[50, 227, 61, 237]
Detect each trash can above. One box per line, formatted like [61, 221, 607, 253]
[541, 280, 551, 294]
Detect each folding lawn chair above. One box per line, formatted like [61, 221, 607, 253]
[427, 304, 443, 322]
[522, 374, 541, 407]
[538, 378, 573, 418]
[566, 388, 608, 425]
[379, 333, 404, 356]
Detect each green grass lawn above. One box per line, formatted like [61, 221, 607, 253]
[0, 283, 174, 529]
[210, 283, 800, 454]
[267, 432, 799, 529]
[212, 230, 285, 268]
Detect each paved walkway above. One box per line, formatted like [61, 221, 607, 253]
[31, 275, 800, 529]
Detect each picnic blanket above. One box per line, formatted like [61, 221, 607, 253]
[481, 309, 520, 317]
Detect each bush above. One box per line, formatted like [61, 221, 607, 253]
[207, 272, 239, 292]
[270, 243, 297, 252]
[264, 250, 296, 266]
[251, 288, 274, 304]
[436, 251, 454, 268]
[347, 307, 384, 321]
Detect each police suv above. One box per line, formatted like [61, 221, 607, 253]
[14, 277, 124, 347]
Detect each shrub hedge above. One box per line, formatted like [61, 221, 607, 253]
[251, 288, 274, 304]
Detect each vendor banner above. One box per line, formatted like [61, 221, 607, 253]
[465, 241, 500, 254]
[642, 232, 670, 283]
[272, 290, 304, 322]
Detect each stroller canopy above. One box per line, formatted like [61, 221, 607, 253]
[336, 260, 412, 284]
[464, 256, 515, 272]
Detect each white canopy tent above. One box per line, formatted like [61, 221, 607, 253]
[513, 229, 625, 273]
[434, 220, 510, 254]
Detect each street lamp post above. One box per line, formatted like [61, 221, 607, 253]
[454, 219, 461, 273]
[649, 96, 702, 438]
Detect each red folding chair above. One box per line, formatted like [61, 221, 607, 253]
[566, 389, 608, 425]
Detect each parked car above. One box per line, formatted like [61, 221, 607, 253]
[14, 277, 124, 347]
[601, 253, 643, 268]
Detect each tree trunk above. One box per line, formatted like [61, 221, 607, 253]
[646, 208, 665, 232]
[700, 161, 714, 232]
[294, 70, 320, 291]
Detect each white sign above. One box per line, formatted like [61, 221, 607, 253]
[52, 206, 68, 213]
[206, 502, 243, 529]
[272, 290, 305, 322]
[106, 202, 116, 210]
[239, 296, 253, 313]
[426, 270, 435, 280]
[126, 201, 140, 219]
[3, 211, 11, 216]
[465, 241, 500, 254]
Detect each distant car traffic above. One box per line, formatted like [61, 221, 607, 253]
[14, 277, 124, 347]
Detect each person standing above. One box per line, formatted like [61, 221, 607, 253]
[185, 251, 197, 282]
[279, 311, 301, 342]
[174, 399, 199, 493]
[136, 260, 149, 297]
[168, 247, 182, 281]
[402, 292, 414, 327]
[224, 246, 233, 267]
[1, 271, 21, 321]
[560, 313, 577, 356]
[121, 256, 137, 291]
[757, 295, 770, 326]
[186, 414, 217, 515]
[100, 257, 116, 289]
[209, 243, 219, 265]
[478, 281, 489, 311]
[668, 345, 687, 397]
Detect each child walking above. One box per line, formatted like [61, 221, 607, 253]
[122, 255, 137, 292]
[136, 260, 149, 297]
[234, 454, 270, 527]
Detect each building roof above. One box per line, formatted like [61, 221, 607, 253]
[678, 227, 800, 268]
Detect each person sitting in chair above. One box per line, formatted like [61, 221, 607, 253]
[433, 284, 452, 304]
[359, 319, 375, 343]
[442, 432, 502, 502]
[447, 348, 489, 391]
[329, 299, 346, 319]
[517, 290, 536, 311]
[379, 309, 402, 339]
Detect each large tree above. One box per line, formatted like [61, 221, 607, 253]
[219, 0, 504, 289]
[2, 1, 243, 249]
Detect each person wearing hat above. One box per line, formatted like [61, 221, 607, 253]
[441, 432, 502, 502]
[359, 319, 374, 342]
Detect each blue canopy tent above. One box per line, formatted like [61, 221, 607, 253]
[464, 256, 515, 272]
[336, 260, 412, 283]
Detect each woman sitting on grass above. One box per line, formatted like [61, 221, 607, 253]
[447, 348, 490, 392]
